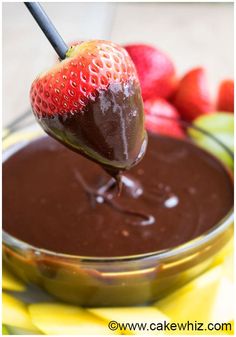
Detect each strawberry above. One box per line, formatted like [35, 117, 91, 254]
[144, 98, 185, 138]
[30, 40, 147, 174]
[216, 79, 234, 113]
[172, 67, 213, 122]
[124, 44, 176, 101]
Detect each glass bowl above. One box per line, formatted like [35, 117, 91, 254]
[2, 116, 234, 307]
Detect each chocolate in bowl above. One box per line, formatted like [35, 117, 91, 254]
[2, 120, 234, 306]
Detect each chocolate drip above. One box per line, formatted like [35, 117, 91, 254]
[73, 170, 154, 226]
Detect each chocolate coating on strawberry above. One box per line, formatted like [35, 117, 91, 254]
[30, 40, 147, 176]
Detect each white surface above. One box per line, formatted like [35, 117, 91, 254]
[2, 2, 234, 126]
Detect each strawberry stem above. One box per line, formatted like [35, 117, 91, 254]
[24, 2, 68, 60]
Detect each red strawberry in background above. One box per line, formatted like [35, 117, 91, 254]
[216, 79, 234, 113]
[172, 67, 213, 121]
[124, 44, 176, 101]
[30, 40, 147, 174]
[144, 98, 185, 138]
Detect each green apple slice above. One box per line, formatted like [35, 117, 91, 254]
[29, 303, 117, 335]
[192, 113, 234, 134]
[193, 134, 233, 169]
[189, 113, 234, 169]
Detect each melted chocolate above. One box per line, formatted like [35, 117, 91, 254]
[3, 134, 233, 257]
[34, 80, 147, 180]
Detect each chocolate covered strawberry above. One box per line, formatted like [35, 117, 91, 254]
[216, 80, 234, 113]
[124, 44, 176, 101]
[172, 67, 213, 121]
[30, 40, 147, 176]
